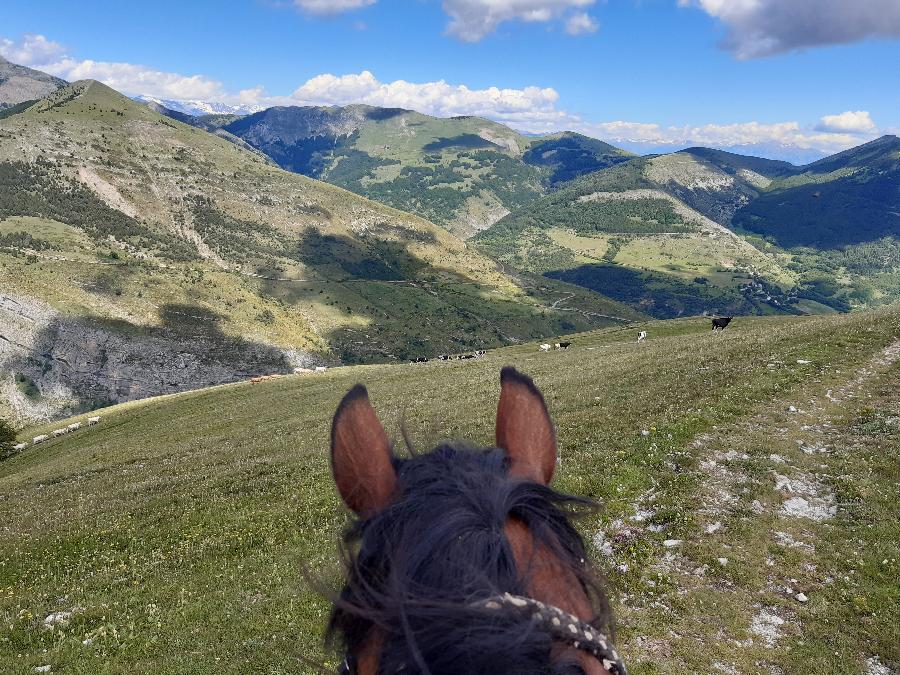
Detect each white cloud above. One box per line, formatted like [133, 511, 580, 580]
[46, 58, 229, 100]
[565, 12, 599, 35]
[0, 33, 883, 162]
[816, 110, 878, 134]
[291, 70, 562, 126]
[0, 33, 263, 104]
[292, 0, 376, 15]
[442, 0, 596, 41]
[679, 0, 900, 58]
[0, 33, 66, 65]
[578, 118, 872, 161]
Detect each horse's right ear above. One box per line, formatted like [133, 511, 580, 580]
[331, 384, 397, 517]
[496, 366, 557, 485]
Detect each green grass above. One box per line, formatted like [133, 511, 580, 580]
[2, 307, 898, 673]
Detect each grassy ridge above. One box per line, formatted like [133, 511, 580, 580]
[2, 307, 898, 673]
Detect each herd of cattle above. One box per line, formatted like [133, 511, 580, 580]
[22, 415, 102, 450]
[412, 318, 734, 362]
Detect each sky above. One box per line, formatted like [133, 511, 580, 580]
[3, 0, 899, 162]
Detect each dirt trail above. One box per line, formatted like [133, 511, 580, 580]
[615, 339, 900, 673]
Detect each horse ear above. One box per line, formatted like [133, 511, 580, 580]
[331, 384, 397, 516]
[496, 367, 557, 485]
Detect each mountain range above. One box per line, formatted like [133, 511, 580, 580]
[0, 78, 638, 424]
[132, 94, 264, 117]
[201, 105, 634, 238]
[1, 58, 898, 423]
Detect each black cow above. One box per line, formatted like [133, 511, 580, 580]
[558, 341, 572, 349]
[413, 356, 429, 363]
[711, 317, 733, 331]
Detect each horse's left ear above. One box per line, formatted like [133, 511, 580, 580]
[496, 366, 557, 485]
[331, 384, 397, 516]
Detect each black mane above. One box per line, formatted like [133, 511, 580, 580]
[327, 443, 611, 674]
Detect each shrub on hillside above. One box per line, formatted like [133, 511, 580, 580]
[0, 418, 18, 459]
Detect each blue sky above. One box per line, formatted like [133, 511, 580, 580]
[3, 0, 899, 162]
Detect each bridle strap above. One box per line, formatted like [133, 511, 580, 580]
[474, 593, 628, 675]
[339, 593, 628, 675]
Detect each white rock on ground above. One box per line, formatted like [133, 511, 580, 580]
[750, 609, 785, 648]
[865, 656, 892, 675]
[42, 611, 72, 629]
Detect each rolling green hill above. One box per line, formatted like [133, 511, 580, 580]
[476, 138, 900, 318]
[474, 155, 799, 318]
[733, 135, 900, 248]
[214, 105, 633, 238]
[2, 308, 898, 674]
[0, 80, 643, 424]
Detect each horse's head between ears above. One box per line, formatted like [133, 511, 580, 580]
[326, 367, 626, 675]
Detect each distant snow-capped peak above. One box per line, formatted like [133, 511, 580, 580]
[132, 95, 262, 116]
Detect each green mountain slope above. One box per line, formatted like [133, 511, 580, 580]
[475, 156, 799, 318]
[733, 135, 900, 248]
[0, 56, 66, 108]
[477, 137, 900, 316]
[3, 308, 898, 673]
[217, 105, 633, 238]
[0, 80, 644, 423]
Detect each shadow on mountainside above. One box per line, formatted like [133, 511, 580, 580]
[260, 232, 621, 363]
[545, 262, 792, 319]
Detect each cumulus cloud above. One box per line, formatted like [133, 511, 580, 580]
[0, 33, 882, 161]
[577, 118, 873, 162]
[679, 0, 900, 59]
[0, 33, 66, 64]
[292, 0, 376, 15]
[815, 110, 878, 134]
[565, 12, 599, 35]
[292, 70, 563, 127]
[442, 0, 596, 41]
[0, 33, 267, 105]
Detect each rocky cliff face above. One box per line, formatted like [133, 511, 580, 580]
[646, 153, 759, 225]
[0, 294, 311, 424]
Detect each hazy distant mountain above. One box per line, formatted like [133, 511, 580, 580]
[132, 94, 263, 117]
[217, 105, 633, 238]
[0, 55, 66, 108]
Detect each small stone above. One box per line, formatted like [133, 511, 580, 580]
[718, 557, 728, 566]
[663, 539, 682, 548]
[34, 667, 51, 674]
[788, 405, 798, 412]
[796, 592, 808, 603]
[641, 429, 650, 436]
